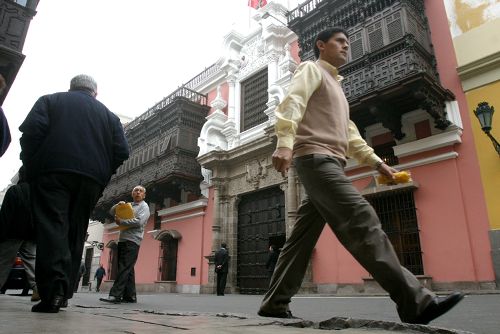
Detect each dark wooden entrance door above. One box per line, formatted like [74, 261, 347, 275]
[237, 186, 285, 294]
[82, 247, 93, 286]
[160, 235, 178, 281]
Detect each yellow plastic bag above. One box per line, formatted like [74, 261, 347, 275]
[377, 170, 412, 185]
[114, 202, 134, 230]
[115, 202, 134, 219]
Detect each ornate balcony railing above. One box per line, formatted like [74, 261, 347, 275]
[288, 0, 425, 26]
[183, 62, 221, 90]
[126, 86, 207, 131]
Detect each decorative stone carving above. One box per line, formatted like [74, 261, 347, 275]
[211, 85, 227, 111]
[279, 44, 297, 80]
[238, 36, 270, 79]
[198, 86, 228, 157]
[246, 158, 268, 189]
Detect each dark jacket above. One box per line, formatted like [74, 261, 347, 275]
[0, 182, 32, 241]
[214, 247, 229, 274]
[0, 106, 11, 157]
[94, 266, 106, 280]
[19, 90, 129, 186]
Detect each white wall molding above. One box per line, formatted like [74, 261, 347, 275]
[161, 212, 206, 224]
[157, 198, 209, 217]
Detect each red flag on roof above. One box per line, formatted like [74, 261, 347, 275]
[248, 0, 267, 9]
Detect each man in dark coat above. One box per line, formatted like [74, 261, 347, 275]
[214, 242, 229, 296]
[19, 74, 129, 313]
[94, 264, 106, 292]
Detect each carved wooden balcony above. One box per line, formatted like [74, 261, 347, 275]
[287, 0, 453, 139]
[93, 87, 210, 218]
[0, 0, 38, 103]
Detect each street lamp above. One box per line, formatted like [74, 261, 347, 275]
[91, 241, 104, 250]
[473, 102, 500, 155]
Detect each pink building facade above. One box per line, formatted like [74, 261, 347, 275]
[98, 0, 496, 294]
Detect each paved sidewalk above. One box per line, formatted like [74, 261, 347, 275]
[0, 294, 474, 334]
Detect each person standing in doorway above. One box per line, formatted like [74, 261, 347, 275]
[214, 242, 229, 296]
[100, 185, 150, 304]
[257, 27, 463, 324]
[265, 245, 279, 279]
[74, 262, 86, 292]
[94, 264, 106, 292]
[19, 74, 129, 313]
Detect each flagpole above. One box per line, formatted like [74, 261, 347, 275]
[248, 1, 252, 31]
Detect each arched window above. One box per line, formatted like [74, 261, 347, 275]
[154, 230, 182, 281]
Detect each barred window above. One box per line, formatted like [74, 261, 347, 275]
[241, 68, 268, 131]
[365, 189, 424, 275]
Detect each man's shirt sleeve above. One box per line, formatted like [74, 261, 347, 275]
[347, 120, 383, 168]
[19, 96, 50, 164]
[275, 62, 322, 149]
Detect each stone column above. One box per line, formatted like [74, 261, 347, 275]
[206, 178, 224, 293]
[267, 51, 281, 86]
[225, 195, 239, 294]
[222, 75, 238, 149]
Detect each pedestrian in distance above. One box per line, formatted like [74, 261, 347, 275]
[265, 245, 279, 279]
[19, 74, 130, 313]
[214, 242, 229, 296]
[257, 27, 464, 324]
[0, 239, 38, 300]
[0, 167, 38, 301]
[73, 262, 86, 292]
[100, 185, 150, 304]
[94, 264, 106, 292]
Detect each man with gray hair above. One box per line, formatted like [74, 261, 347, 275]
[19, 74, 130, 313]
[70, 74, 98, 95]
[100, 185, 150, 304]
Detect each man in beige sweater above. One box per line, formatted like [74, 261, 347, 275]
[258, 27, 463, 325]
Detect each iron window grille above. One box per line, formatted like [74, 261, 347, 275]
[241, 68, 269, 132]
[365, 188, 424, 275]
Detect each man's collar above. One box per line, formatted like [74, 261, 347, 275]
[68, 89, 95, 97]
[316, 59, 344, 82]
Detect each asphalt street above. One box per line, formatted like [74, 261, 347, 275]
[63, 291, 499, 334]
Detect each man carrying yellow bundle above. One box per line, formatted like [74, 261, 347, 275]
[100, 185, 150, 304]
[258, 27, 463, 324]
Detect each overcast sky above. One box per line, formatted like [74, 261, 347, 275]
[0, 0, 276, 189]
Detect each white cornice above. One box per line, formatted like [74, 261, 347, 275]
[393, 128, 462, 158]
[157, 198, 208, 217]
[160, 212, 205, 224]
[348, 151, 459, 182]
[347, 129, 462, 181]
[457, 50, 500, 91]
